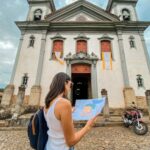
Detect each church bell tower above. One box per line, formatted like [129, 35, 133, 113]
[26, 0, 56, 21]
[107, 0, 138, 21]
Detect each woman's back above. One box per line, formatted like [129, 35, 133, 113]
[44, 98, 69, 150]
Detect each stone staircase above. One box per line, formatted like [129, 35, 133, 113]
[74, 115, 150, 128]
[0, 113, 149, 128]
[0, 120, 8, 127]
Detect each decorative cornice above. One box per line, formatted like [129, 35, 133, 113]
[16, 21, 50, 30]
[74, 33, 90, 40]
[51, 33, 66, 40]
[98, 34, 114, 41]
[15, 21, 150, 32]
[65, 52, 99, 62]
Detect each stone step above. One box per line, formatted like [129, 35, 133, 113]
[0, 126, 27, 131]
[0, 120, 8, 127]
[0, 114, 149, 128]
[0, 113, 33, 127]
[5, 113, 33, 127]
[75, 115, 150, 127]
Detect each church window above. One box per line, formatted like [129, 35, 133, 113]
[130, 40, 135, 48]
[29, 35, 35, 47]
[76, 40, 87, 53]
[101, 40, 113, 70]
[122, 9, 131, 21]
[129, 36, 135, 48]
[34, 9, 42, 21]
[101, 40, 112, 58]
[52, 40, 63, 59]
[136, 75, 144, 88]
[21, 73, 28, 88]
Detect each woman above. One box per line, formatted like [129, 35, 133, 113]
[44, 72, 98, 150]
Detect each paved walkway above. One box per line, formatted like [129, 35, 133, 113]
[0, 125, 150, 150]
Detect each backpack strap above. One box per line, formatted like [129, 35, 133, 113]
[32, 114, 36, 135]
[31, 109, 42, 135]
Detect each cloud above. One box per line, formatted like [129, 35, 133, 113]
[54, 0, 108, 9]
[0, 0, 28, 88]
[2, 60, 14, 65]
[136, 0, 150, 21]
[0, 40, 17, 89]
[87, 0, 108, 8]
[54, 0, 66, 9]
[0, 63, 13, 88]
[0, 40, 17, 58]
[0, 41, 15, 50]
[144, 28, 150, 55]
[65, 0, 77, 4]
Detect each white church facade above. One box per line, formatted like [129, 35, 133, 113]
[1, 0, 150, 113]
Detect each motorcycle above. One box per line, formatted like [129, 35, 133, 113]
[122, 102, 148, 135]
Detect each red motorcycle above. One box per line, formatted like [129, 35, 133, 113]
[122, 102, 148, 135]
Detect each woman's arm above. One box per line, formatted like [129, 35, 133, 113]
[58, 100, 96, 147]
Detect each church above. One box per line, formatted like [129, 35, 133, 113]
[1, 0, 150, 114]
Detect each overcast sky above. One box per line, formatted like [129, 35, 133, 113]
[0, 0, 150, 88]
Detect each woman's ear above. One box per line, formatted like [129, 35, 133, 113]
[65, 80, 69, 84]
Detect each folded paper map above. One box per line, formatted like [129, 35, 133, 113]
[72, 97, 106, 121]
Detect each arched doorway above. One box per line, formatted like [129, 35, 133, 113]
[65, 52, 99, 105]
[71, 64, 92, 106]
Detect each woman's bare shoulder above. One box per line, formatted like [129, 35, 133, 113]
[58, 98, 72, 108]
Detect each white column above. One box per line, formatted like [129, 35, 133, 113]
[139, 31, 150, 74]
[117, 30, 130, 86]
[10, 31, 25, 84]
[29, 30, 47, 106]
[35, 30, 47, 85]
[91, 61, 98, 98]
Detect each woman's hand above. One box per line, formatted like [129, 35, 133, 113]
[85, 115, 98, 131]
[72, 107, 75, 113]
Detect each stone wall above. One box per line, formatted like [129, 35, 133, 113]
[0, 91, 3, 104]
[123, 87, 148, 114]
[136, 96, 148, 109]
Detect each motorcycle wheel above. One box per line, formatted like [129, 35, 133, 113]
[123, 117, 130, 128]
[133, 122, 148, 135]
[124, 123, 129, 128]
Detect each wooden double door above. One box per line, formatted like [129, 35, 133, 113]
[71, 64, 91, 106]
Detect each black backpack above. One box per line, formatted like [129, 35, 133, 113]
[27, 108, 48, 150]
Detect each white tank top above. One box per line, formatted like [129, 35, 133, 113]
[44, 98, 69, 150]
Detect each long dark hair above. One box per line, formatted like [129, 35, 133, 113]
[45, 72, 71, 108]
